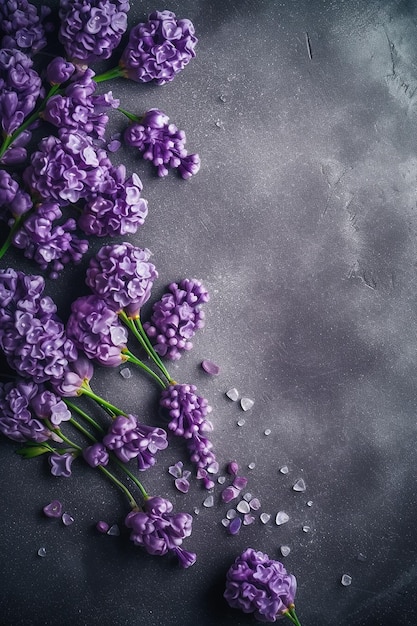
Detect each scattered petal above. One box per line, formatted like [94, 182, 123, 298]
[221, 486, 240, 503]
[233, 476, 248, 490]
[227, 517, 242, 535]
[243, 514, 255, 525]
[43, 499, 63, 518]
[201, 360, 220, 375]
[175, 477, 190, 493]
[96, 521, 110, 533]
[226, 461, 239, 476]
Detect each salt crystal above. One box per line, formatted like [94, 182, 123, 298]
[293, 478, 306, 492]
[341, 574, 352, 586]
[193, 507, 200, 515]
[302, 525, 311, 533]
[243, 492, 252, 502]
[237, 500, 250, 514]
[201, 360, 220, 375]
[119, 367, 132, 379]
[219, 94, 227, 102]
[260, 513, 271, 524]
[226, 388, 239, 401]
[62, 512, 74, 526]
[307, 500, 313, 507]
[264, 428, 271, 436]
[107, 524, 120, 536]
[226, 509, 237, 520]
[248, 462, 256, 470]
[221, 518, 230, 527]
[240, 397, 254, 411]
[37, 547, 47, 557]
[237, 418, 245, 427]
[243, 514, 255, 525]
[279, 466, 289, 474]
[174, 477, 190, 493]
[275, 511, 289, 526]
[207, 462, 219, 474]
[249, 498, 261, 511]
[233, 476, 248, 490]
[203, 495, 214, 508]
[168, 462, 183, 478]
[217, 476, 226, 484]
[357, 553, 367, 562]
[228, 517, 242, 535]
[280, 545, 291, 557]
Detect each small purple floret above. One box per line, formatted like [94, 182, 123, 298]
[49, 452, 75, 477]
[43, 500, 63, 518]
[83, 442, 109, 467]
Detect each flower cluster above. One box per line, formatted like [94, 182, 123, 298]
[144, 278, 209, 359]
[124, 108, 201, 179]
[120, 10, 197, 85]
[224, 548, 298, 623]
[125, 496, 196, 568]
[59, 0, 130, 66]
[0, 378, 51, 443]
[0, 169, 32, 220]
[0, 0, 52, 56]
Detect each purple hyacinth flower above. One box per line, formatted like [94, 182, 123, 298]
[224, 548, 298, 623]
[49, 452, 75, 477]
[30, 386, 71, 426]
[59, 0, 130, 66]
[120, 11, 197, 85]
[0, 0, 52, 56]
[159, 383, 212, 438]
[46, 57, 76, 84]
[66, 294, 128, 367]
[103, 414, 168, 470]
[0, 379, 51, 443]
[51, 356, 94, 397]
[125, 496, 195, 567]
[83, 443, 109, 467]
[144, 279, 209, 360]
[85, 242, 158, 317]
[124, 109, 200, 179]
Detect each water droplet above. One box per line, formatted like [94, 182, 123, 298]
[221, 518, 230, 527]
[240, 397, 254, 411]
[357, 553, 367, 562]
[226, 388, 239, 401]
[306, 500, 313, 507]
[275, 511, 290, 526]
[120, 367, 132, 379]
[237, 500, 250, 514]
[62, 512, 74, 526]
[279, 465, 289, 474]
[203, 495, 214, 508]
[264, 428, 271, 436]
[280, 545, 291, 557]
[249, 498, 261, 511]
[302, 525, 311, 533]
[341, 574, 352, 586]
[107, 524, 120, 536]
[237, 418, 245, 427]
[293, 478, 306, 492]
[226, 509, 237, 520]
[37, 547, 47, 557]
[219, 94, 227, 103]
[228, 517, 242, 535]
[248, 462, 256, 470]
[217, 475, 226, 484]
[260, 513, 271, 524]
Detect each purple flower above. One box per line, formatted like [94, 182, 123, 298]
[43, 499, 63, 518]
[49, 452, 75, 477]
[0, 49, 42, 135]
[23, 131, 113, 204]
[51, 356, 94, 397]
[42, 69, 119, 138]
[77, 166, 148, 237]
[159, 383, 212, 438]
[103, 414, 168, 470]
[187, 432, 217, 477]
[11, 201, 89, 278]
[59, 0, 130, 66]
[0, 270, 79, 385]
[30, 386, 71, 426]
[224, 548, 298, 622]
[124, 109, 200, 179]
[120, 11, 197, 85]
[66, 294, 128, 366]
[144, 279, 209, 360]
[85, 242, 158, 317]
[83, 442, 109, 467]
[0, 379, 51, 443]
[0, 0, 52, 55]
[125, 496, 196, 567]
[46, 57, 75, 84]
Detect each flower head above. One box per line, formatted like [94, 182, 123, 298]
[0, 379, 51, 443]
[83, 442, 109, 467]
[0, 0, 52, 56]
[125, 496, 196, 567]
[224, 548, 297, 622]
[160, 383, 212, 438]
[120, 11, 197, 85]
[85, 242, 158, 317]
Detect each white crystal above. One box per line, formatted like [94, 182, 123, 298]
[243, 492, 252, 502]
[243, 514, 255, 525]
[280, 545, 291, 557]
[341, 574, 352, 586]
[226, 388, 239, 401]
[260, 513, 271, 524]
[37, 547, 47, 557]
[119, 367, 132, 379]
[279, 465, 289, 474]
[293, 478, 306, 492]
[357, 553, 367, 562]
[217, 475, 226, 485]
[107, 524, 120, 536]
[203, 495, 214, 508]
[275, 511, 290, 526]
[249, 498, 261, 511]
[240, 397, 254, 411]
[62, 512, 74, 526]
[237, 418, 245, 427]
[221, 518, 230, 527]
[219, 94, 227, 102]
[193, 507, 200, 515]
[264, 428, 271, 436]
[237, 500, 250, 514]
[302, 525, 311, 533]
[226, 509, 237, 520]
[307, 500, 313, 507]
[248, 462, 256, 470]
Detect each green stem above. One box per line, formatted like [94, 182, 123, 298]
[45, 419, 82, 452]
[282, 611, 298, 626]
[97, 465, 138, 509]
[93, 66, 124, 83]
[117, 107, 142, 122]
[0, 215, 23, 260]
[65, 400, 105, 434]
[289, 608, 302, 626]
[79, 381, 127, 417]
[123, 350, 167, 389]
[111, 457, 149, 500]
